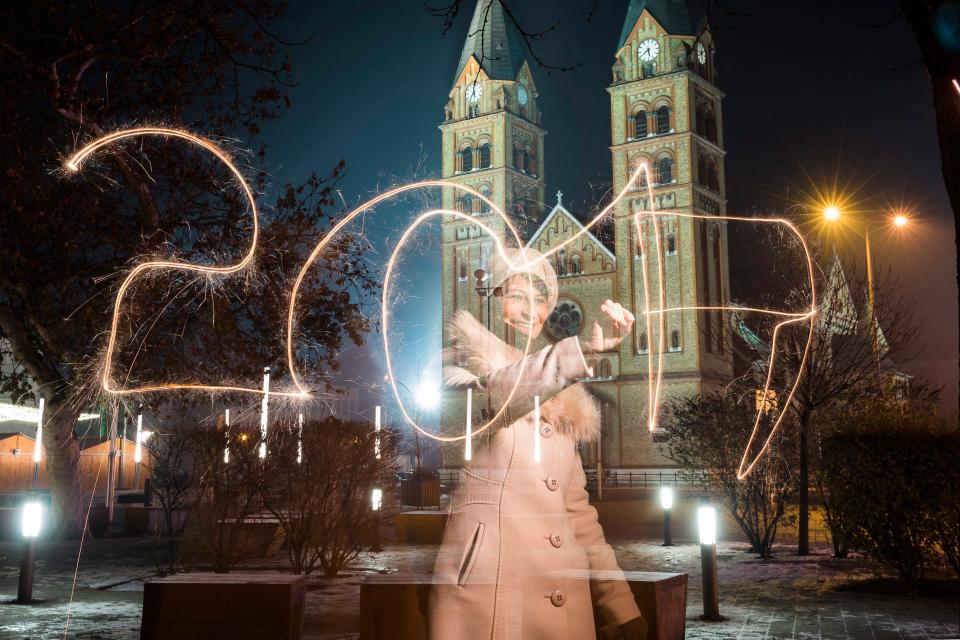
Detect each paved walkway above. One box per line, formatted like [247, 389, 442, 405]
[0, 537, 956, 638]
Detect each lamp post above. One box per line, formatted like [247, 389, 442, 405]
[660, 485, 673, 547]
[16, 501, 43, 604]
[698, 500, 723, 621]
[474, 268, 502, 420]
[134, 406, 143, 490]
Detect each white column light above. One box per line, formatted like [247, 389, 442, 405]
[32, 398, 44, 464]
[660, 485, 673, 510]
[464, 388, 472, 462]
[134, 412, 143, 463]
[22, 502, 43, 539]
[533, 395, 541, 463]
[374, 405, 381, 460]
[223, 408, 231, 464]
[259, 367, 270, 459]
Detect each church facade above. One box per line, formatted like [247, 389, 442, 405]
[439, 0, 732, 469]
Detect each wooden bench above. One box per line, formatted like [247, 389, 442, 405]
[359, 570, 686, 640]
[393, 511, 448, 544]
[140, 573, 306, 640]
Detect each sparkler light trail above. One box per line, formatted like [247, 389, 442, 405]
[66, 126, 815, 478]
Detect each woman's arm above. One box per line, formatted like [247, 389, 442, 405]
[477, 335, 593, 427]
[566, 457, 642, 626]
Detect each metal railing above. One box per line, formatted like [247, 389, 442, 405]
[433, 468, 710, 491]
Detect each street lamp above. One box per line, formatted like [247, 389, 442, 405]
[698, 501, 723, 621]
[660, 486, 674, 547]
[17, 501, 44, 604]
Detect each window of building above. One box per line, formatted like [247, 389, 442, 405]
[669, 330, 681, 352]
[638, 331, 648, 353]
[666, 234, 677, 256]
[513, 144, 523, 171]
[657, 156, 673, 184]
[479, 186, 492, 213]
[460, 147, 473, 172]
[570, 254, 581, 274]
[479, 143, 491, 169]
[642, 61, 656, 78]
[458, 254, 468, 281]
[656, 106, 670, 134]
[460, 193, 473, 214]
[556, 249, 567, 277]
[633, 111, 647, 138]
[524, 146, 536, 175]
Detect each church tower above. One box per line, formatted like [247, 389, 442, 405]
[608, 0, 733, 462]
[438, 0, 545, 448]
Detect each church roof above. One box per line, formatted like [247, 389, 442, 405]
[527, 200, 616, 263]
[618, 0, 694, 49]
[455, 0, 528, 82]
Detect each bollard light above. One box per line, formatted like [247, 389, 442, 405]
[21, 501, 43, 539]
[698, 505, 717, 545]
[371, 488, 383, 511]
[660, 486, 674, 546]
[698, 501, 723, 621]
[17, 500, 44, 604]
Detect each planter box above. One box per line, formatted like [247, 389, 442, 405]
[358, 570, 687, 640]
[393, 511, 447, 545]
[399, 477, 440, 508]
[124, 506, 188, 536]
[141, 572, 306, 640]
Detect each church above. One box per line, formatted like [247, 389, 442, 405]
[438, 0, 733, 469]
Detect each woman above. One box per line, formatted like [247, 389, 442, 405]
[429, 248, 646, 640]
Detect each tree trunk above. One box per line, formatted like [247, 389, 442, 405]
[900, 0, 960, 412]
[43, 396, 85, 537]
[798, 410, 810, 555]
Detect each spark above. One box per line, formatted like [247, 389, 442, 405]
[67, 127, 815, 477]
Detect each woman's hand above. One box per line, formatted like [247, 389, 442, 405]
[585, 300, 635, 353]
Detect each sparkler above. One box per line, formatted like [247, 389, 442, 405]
[374, 405, 381, 461]
[134, 411, 143, 464]
[464, 388, 472, 462]
[533, 395, 541, 464]
[65, 127, 815, 478]
[32, 398, 44, 465]
[297, 412, 304, 465]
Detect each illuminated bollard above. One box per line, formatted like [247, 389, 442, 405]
[660, 486, 673, 547]
[698, 502, 724, 621]
[16, 501, 44, 604]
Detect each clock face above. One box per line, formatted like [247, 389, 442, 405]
[517, 85, 528, 106]
[466, 82, 483, 103]
[638, 39, 659, 62]
[696, 42, 707, 65]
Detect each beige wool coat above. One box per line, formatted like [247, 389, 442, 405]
[428, 312, 641, 640]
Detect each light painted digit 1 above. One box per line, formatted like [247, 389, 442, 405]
[465, 388, 472, 462]
[533, 395, 541, 464]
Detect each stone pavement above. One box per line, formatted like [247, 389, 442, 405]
[0, 536, 956, 639]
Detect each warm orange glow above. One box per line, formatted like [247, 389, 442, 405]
[68, 127, 816, 478]
[823, 205, 841, 221]
[893, 214, 908, 228]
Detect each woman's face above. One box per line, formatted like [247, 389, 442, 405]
[501, 274, 550, 338]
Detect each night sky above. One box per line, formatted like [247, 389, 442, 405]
[257, 1, 958, 413]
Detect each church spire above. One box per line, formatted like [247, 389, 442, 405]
[618, 0, 694, 49]
[454, 0, 527, 82]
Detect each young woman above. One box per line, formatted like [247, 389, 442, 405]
[429, 248, 647, 640]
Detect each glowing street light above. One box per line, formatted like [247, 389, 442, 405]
[415, 382, 440, 409]
[823, 205, 840, 221]
[17, 501, 44, 603]
[698, 501, 723, 621]
[893, 214, 909, 228]
[660, 486, 674, 547]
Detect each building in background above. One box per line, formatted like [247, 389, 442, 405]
[439, 0, 733, 469]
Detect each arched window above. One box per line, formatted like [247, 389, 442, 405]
[556, 249, 567, 276]
[479, 143, 491, 169]
[524, 146, 536, 175]
[460, 147, 473, 172]
[697, 154, 707, 187]
[656, 106, 670, 134]
[670, 330, 681, 352]
[460, 193, 473, 214]
[713, 228, 724, 354]
[704, 107, 717, 143]
[458, 252, 468, 281]
[571, 254, 581, 274]
[479, 186, 492, 213]
[666, 234, 677, 256]
[513, 145, 524, 170]
[657, 156, 673, 184]
[638, 332, 648, 353]
[633, 110, 647, 138]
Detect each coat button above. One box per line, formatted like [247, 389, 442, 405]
[545, 476, 560, 491]
[550, 589, 566, 607]
[549, 533, 563, 548]
[539, 422, 554, 438]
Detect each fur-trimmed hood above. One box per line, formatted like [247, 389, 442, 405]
[444, 310, 600, 442]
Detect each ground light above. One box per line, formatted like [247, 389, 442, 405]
[698, 501, 724, 621]
[17, 501, 43, 604]
[660, 486, 674, 546]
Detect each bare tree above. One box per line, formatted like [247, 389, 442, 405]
[666, 383, 798, 558]
[263, 417, 398, 577]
